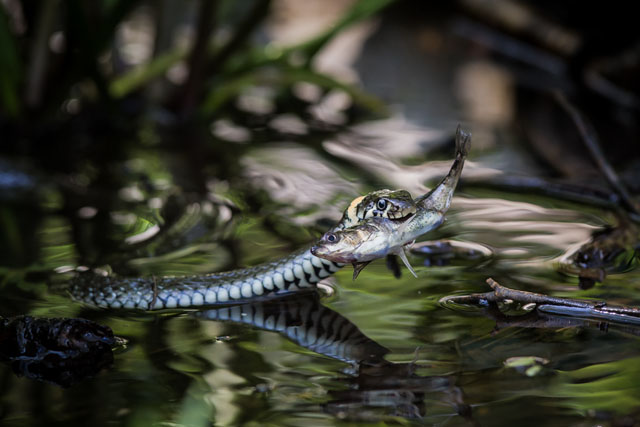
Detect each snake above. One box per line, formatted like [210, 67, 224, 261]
[70, 190, 419, 310]
[70, 127, 470, 311]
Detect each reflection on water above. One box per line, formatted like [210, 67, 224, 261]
[198, 294, 389, 365]
[1, 120, 639, 426]
[242, 143, 358, 225]
[557, 217, 640, 289]
[410, 239, 494, 268]
[198, 294, 469, 422]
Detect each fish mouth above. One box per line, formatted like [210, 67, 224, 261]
[310, 245, 324, 256]
[311, 245, 354, 263]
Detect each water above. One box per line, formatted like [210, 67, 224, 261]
[1, 125, 639, 426]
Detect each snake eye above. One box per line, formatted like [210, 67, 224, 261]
[324, 232, 339, 243]
[376, 199, 387, 210]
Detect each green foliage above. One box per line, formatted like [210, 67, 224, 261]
[1, 0, 392, 121]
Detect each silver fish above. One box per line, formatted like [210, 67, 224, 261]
[311, 126, 471, 279]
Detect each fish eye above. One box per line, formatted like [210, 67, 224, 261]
[324, 232, 339, 243]
[377, 199, 387, 210]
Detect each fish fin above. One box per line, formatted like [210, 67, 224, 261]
[397, 217, 412, 234]
[396, 248, 418, 278]
[352, 262, 371, 280]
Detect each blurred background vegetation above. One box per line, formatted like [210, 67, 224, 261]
[2, 0, 639, 274]
[0, 0, 640, 264]
[0, 0, 400, 272]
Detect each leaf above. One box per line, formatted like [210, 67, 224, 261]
[200, 65, 387, 115]
[110, 48, 187, 98]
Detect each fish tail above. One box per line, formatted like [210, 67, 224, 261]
[416, 126, 471, 212]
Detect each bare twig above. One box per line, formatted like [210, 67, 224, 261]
[482, 303, 640, 337]
[440, 278, 640, 326]
[584, 43, 640, 109]
[554, 91, 639, 214]
[459, 0, 581, 56]
[451, 18, 567, 76]
[536, 304, 640, 325]
[485, 278, 592, 307]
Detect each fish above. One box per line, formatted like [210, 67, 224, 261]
[311, 126, 471, 279]
[312, 216, 419, 279]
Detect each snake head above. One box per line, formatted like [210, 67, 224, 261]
[336, 189, 416, 230]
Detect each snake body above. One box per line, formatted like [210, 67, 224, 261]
[71, 249, 342, 310]
[70, 192, 414, 310]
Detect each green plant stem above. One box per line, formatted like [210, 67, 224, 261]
[206, 0, 271, 74]
[109, 0, 395, 101]
[180, 0, 217, 116]
[0, 7, 22, 116]
[25, 0, 59, 109]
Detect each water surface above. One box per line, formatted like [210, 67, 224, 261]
[1, 126, 639, 426]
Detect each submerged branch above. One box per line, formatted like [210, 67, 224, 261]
[441, 278, 640, 326]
